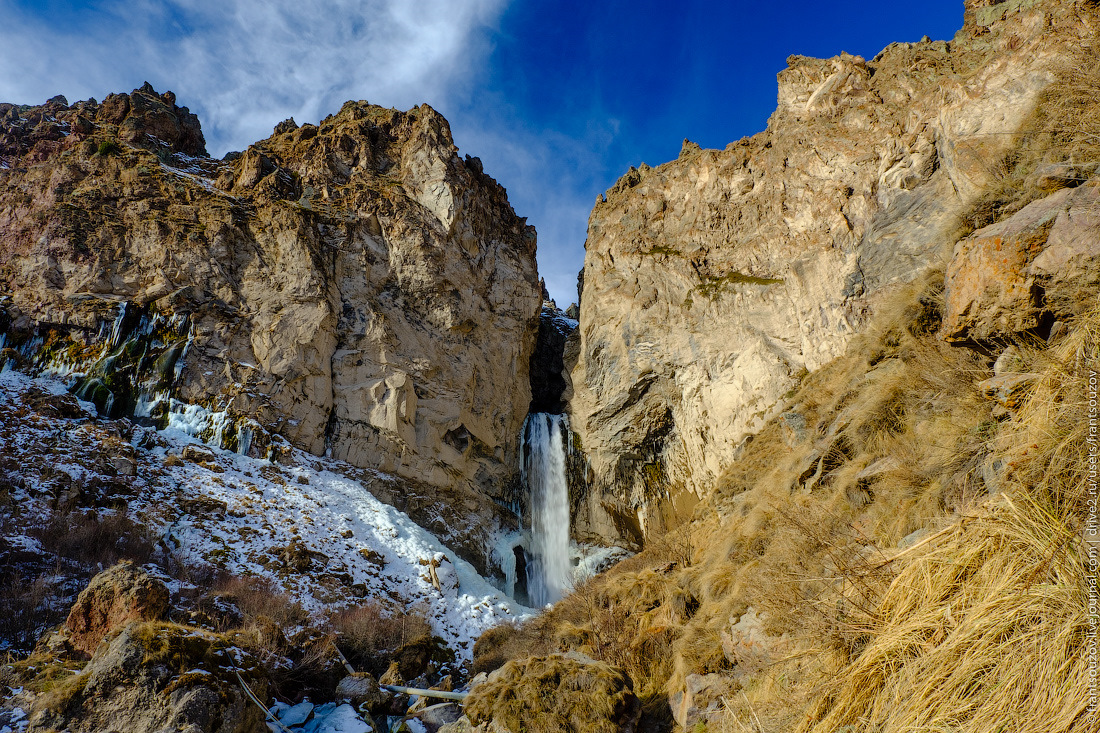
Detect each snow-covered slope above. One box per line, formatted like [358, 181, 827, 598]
[0, 369, 532, 659]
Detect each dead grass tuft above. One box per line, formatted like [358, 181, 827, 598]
[801, 492, 1090, 733]
[465, 654, 641, 733]
[328, 599, 433, 677]
[208, 573, 309, 630]
[797, 307, 1100, 733]
[27, 510, 157, 568]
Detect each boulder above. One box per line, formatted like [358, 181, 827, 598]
[719, 607, 786, 670]
[978, 373, 1040, 410]
[30, 621, 264, 733]
[413, 703, 463, 732]
[336, 672, 389, 712]
[943, 184, 1100, 342]
[941, 190, 1066, 341]
[65, 562, 169, 656]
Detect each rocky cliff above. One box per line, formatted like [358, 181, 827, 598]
[567, 0, 1098, 545]
[0, 84, 542, 567]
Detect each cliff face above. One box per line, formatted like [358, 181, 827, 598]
[568, 0, 1096, 545]
[0, 86, 542, 564]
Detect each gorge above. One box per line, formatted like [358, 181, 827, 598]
[1, 0, 1098, 731]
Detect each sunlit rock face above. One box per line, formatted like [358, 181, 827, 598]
[0, 87, 542, 524]
[568, 0, 1092, 545]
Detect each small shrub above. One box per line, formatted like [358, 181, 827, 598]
[466, 654, 641, 733]
[94, 140, 120, 157]
[27, 510, 156, 568]
[208, 574, 308, 630]
[329, 600, 432, 676]
[0, 575, 62, 654]
[471, 621, 524, 676]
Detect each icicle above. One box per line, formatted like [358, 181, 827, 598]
[107, 302, 129, 351]
[237, 423, 253, 456]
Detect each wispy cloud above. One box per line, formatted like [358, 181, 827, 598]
[451, 109, 619, 305]
[0, 0, 505, 154]
[0, 0, 595, 303]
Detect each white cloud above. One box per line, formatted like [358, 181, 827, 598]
[0, 0, 597, 304]
[0, 0, 505, 154]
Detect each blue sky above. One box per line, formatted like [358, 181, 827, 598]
[0, 0, 960, 303]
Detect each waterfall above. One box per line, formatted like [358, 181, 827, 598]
[523, 412, 572, 606]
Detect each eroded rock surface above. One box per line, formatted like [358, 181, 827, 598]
[64, 561, 169, 656]
[28, 621, 265, 733]
[943, 182, 1100, 341]
[0, 88, 541, 553]
[568, 0, 1092, 543]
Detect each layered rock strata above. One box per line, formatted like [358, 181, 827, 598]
[568, 0, 1096, 544]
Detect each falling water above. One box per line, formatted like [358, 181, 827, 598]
[523, 412, 572, 606]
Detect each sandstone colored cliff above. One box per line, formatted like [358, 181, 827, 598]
[568, 0, 1097, 545]
[0, 85, 542, 565]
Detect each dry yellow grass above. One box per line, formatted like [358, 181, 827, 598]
[478, 269, 1005, 730]
[478, 263, 1098, 732]
[796, 308, 1100, 733]
[801, 493, 1090, 733]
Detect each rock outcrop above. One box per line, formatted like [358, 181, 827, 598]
[529, 303, 578, 414]
[64, 562, 170, 656]
[942, 182, 1100, 341]
[568, 0, 1096, 544]
[28, 621, 266, 733]
[0, 87, 542, 560]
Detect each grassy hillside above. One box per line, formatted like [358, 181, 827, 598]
[476, 263, 1095, 731]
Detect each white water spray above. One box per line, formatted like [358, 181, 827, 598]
[523, 413, 572, 606]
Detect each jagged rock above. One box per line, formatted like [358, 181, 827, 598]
[943, 183, 1100, 342]
[993, 346, 1026, 376]
[279, 538, 329, 572]
[978, 372, 1040, 410]
[64, 561, 169, 656]
[669, 673, 735, 731]
[1026, 183, 1100, 319]
[278, 701, 315, 726]
[179, 494, 228, 518]
[108, 450, 138, 476]
[529, 303, 578, 413]
[942, 190, 1065, 341]
[414, 703, 463, 732]
[23, 388, 87, 419]
[438, 718, 475, 733]
[181, 444, 219, 464]
[719, 607, 787, 670]
[0, 90, 540, 573]
[568, 0, 1092, 544]
[1034, 161, 1094, 190]
[465, 654, 640, 733]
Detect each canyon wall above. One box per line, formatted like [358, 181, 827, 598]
[568, 0, 1097, 545]
[0, 86, 542, 564]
